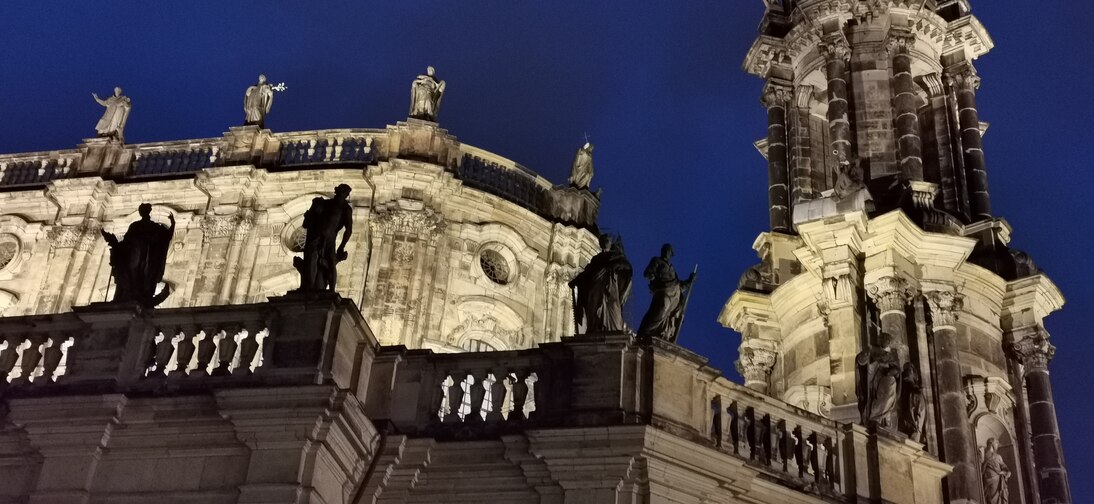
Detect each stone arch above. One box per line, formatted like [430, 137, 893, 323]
[974, 413, 1023, 501]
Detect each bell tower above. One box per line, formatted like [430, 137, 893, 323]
[723, 1, 1072, 503]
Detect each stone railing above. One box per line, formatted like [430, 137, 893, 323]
[0, 294, 374, 394]
[0, 155, 78, 187]
[0, 126, 598, 229]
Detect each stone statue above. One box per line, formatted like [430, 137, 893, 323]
[981, 438, 1011, 504]
[243, 74, 274, 128]
[833, 150, 864, 200]
[569, 235, 632, 333]
[92, 87, 132, 142]
[295, 184, 354, 292]
[856, 332, 901, 428]
[100, 203, 175, 308]
[569, 142, 594, 189]
[409, 66, 446, 121]
[900, 362, 925, 441]
[637, 244, 695, 343]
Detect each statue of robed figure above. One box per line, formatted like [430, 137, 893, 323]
[295, 184, 354, 292]
[100, 203, 175, 308]
[981, 437, 1011, 504]
[856, 332, 901, 428]
[243, 74, 275, 128]
[409, 66, 446, 121]
[637, 244, 696, 343]
[93, 87, 132, 142]
[569, 235, 632, 333]
[569, 142, 594, 189]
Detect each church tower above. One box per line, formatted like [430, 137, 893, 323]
[724, 1, 1072, 503]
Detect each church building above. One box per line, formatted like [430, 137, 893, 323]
[0, 1, 1071, 503]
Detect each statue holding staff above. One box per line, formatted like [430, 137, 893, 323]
[637, 244, 696, 343]
[100, 203, 175, 307]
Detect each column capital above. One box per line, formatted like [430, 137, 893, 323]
[736, 339, 778, 390]
[885, 30, 916, 57]
[761, 81, 792, 109]
[1008, 329, 1056, 369]
[820, 37, 851, 63]
[924, 290, 963, 327]
[866, 276, 913, 313]
[945, 65, 981, 92]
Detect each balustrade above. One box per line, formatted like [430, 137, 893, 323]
[0, 333, 74, 384]
[0, 158, 75, 186]
[133, 147, 218, 176]
[278, 136, 376, 166]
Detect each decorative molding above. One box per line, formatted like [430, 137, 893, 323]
[945, 65, 981, 92]
[371, 206, 446, 239]
[820, 37, 851, 63]
[736, 338, 778, 388]
[761, 81, 793, 109]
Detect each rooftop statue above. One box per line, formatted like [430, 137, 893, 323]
[569, 142, 594, 189]
[856, 332, 900, 428]
[637, 244, 696, 343]
[100, 203, 175, 308]
[92, 87, 131, 142]
[569, 234, 632, 334]
[243, 74, 285, 128]
[409, 66, 446, 121]
[294, 184, 354, 292]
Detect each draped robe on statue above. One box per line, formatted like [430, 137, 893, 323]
[570, 244, 631, 333]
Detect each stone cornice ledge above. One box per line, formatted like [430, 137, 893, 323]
[863, 210, 976, 271]
[719, 289, 777, 332]
[1001, 274, 1065, 330]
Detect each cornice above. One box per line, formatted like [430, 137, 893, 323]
[1001, 274, 1065, 330]
[862, 210, 976, 271]
[719, 290, 777, 332]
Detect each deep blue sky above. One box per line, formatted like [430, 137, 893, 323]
[2, 1, 1092, 495]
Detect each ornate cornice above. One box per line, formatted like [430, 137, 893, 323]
[924, 289, 963, 327]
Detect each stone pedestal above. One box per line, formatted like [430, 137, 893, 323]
[76, 138, 131, 178]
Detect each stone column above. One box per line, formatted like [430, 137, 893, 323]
[736, 338, 777, 392]
[821, 37, 853, 165]
[821, 257, 863, 423]
[763, 81, 792, 232]
[888, 32, 924, 183]
[867, 276, 911, 430]
[925, 290, 982, 504]
[946, 65, 992, 221]
[1010, 330, 1072, 503]
[790, 85, 815, 204]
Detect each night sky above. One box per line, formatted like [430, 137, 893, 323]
[1, 1, 1091, 495]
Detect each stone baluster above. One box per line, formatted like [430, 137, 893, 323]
[710, 396, 723, 446]
[807, 432, 819, 483]
[170, 327, 198, 377]
[147, 330, 176, 377]
[762, 80, 792, 232]
[14, 334, 46, 384]
[235, 323, 265, 374]
[743, 407, 756, 460]
[925, 290, 982, 504]
[758, 413, 772, 465]
[888, 31, 925, 186]
[728, 401, 740, 455]
[483, 371, 505, 422]
[466, 369, 489, 423]
[508, 372, 529, 420]
[443, 373, 464, 422]
[45, 335, 74, 382]
[1009, 329, 1072, 503]
[775, 419, 788, 472]
[821, 36, 853, 165]
[791, 426, 805, 478]
[0, 337, 20, 381]
[945, 65, 992, 221]
[823, 435, 839, 490]
[191, 328, 219, 377]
